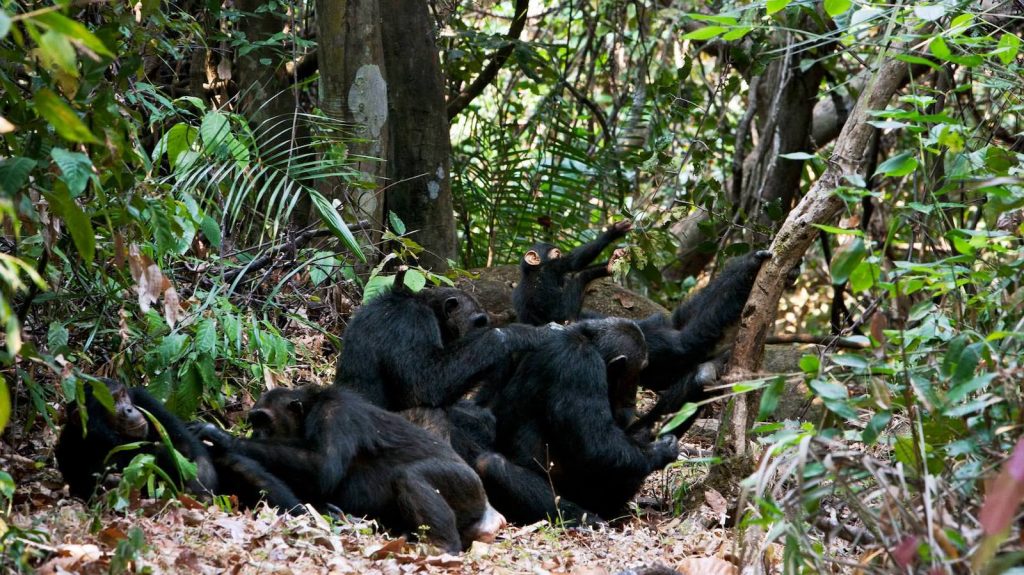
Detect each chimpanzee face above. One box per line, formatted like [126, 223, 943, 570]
[249, 388, 307, 440]
[427, 288, 489, 342]
[101, 379, 148, 440]
[522, 242, 561, 267]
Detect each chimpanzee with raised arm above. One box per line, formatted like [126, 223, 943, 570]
[513, 220, 632, 325]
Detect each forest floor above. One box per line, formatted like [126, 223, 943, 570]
[3, 420, 748, 575]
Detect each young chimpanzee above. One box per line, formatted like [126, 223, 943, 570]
[476, 318, 678, 521]
[513, 220, 632, 325]
[56, 378, 218, 501]
[628, 249, 773, 438]
[334, 285, 543, 411]
[193, 385, 506, 553]
[56, 378, 304, 514]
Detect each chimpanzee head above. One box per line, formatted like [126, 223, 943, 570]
[94, 378, 148, 439]
[520, 242, 562, 269]
[424, 287, 490, 343]
[576, 318, 648, 427]
[248, 387, 313, 440]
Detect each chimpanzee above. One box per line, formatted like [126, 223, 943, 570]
[476, 318, 678, 521]
[56, 378, 218, 501]
[193, 385, 506, 552]
[513, 220, 632, 325]
[627, 249, 773, 437]
[56, 378, 304, 514]
[334, 285, 544, 411]
[399, 400, 497, 468]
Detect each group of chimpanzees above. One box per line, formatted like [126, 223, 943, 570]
[55, 220, 773, 553]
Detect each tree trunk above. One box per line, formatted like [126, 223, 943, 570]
[315, 0, 389, 252]
[379, 0, 457, 272]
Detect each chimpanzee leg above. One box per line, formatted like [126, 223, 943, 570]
[475, 452, 600, 526]
[393, 469, 463, 553]
[214, 453, 305, 516]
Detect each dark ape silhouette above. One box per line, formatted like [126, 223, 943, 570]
[194, 386, 505, 553]
[334, 286, 541, 411]
[513, 220, 631, 325]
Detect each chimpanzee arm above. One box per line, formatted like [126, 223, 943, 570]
[214, 453, 306, 515]
[193, 424, 328, 494]
[574, 263, 611, 284]
[559, 221, 631, 271]
[671, 250, 771, 330]
[628, 361, 716, 439]
[395, 324, 546, 408]
[129, 389, 218, 493]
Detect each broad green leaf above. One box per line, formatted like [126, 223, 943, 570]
[38, 29, 77, 76]
[996, 33, 1020, 65]
[875, 152, 918, 177]
[757, 377, 786, 420]
[195, 319, 217, 354]
[682, 26, 727, 40]
[809, 378, 848, 401]
[660, 402, 700, 435]
[721, 26, 753, 41]
[47, 322, 69, 352]
[0, 11, 10, 40]
[33, 11, 113, 58]
[686, 14, 739, 25]
[310, 189, 367, 263]
[949, 13, 973, 35]
[0, 378, 9, 434]
[862, 411, 891, 444]
[156, 123, 198, 168]
[830, 237, 866, 285]
[51, 148, 94, 197]
[33, 89, 98, 144]
[812, 224, 863, 236]
[848, 259, 874, 293]
[362, 275, 395, 303]
[766, 0, 791, 15]
[0, 157, 37, 195]
[44, 186, 95, 263]
[200, 112, 249, 164]
[156, 333, 189, 365]
[799, 354, 820, 374]
[913, 5, 946, 21]
[200, 215, 222, 249]
[389, 211, 407, 235]
[403, 269, 427, 292]
[824, 0, 851, 18]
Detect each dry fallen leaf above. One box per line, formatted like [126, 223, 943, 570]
[364, 536, 408, 559]
[675, 557, 737, 575]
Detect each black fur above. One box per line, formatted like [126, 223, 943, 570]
[512, 221, 631, 325]
[207, 452, 305, 515]
[196, 386, 503, 552]
[55, 378, 218, 501]
[477, 318, 678, 521]
[629, 250, 772, 437]
[334, 286, 541, 410]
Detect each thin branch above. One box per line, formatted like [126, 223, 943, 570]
[446, 0, 530, 120]
[765, 334, 868, 349]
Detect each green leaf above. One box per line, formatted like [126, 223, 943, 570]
[47, 322, 69, 353]
[757, 376, 786, 420]
[309, 190, 366, 263]
[0, 378, 9, 434]
[686, 14, 739, 25]
[949, 13, 973, 35]
[809, 378, 848, 401]
[195, 319, 217, 355]
[996, 33, 1020, 65]
[799, 354, 820, 374]
[721, 26, 753, 41]
[200, 112, 249, 164]
[0, 157, 37, 195]
[33, 11, 114, 58]
[682, 26, 728, 40]
[875, 152, 918, 177]
[862, 411, 891, 444]
[44, 186, 95, 263]
[779, 151, 817, 160]
[200, 215, 222, 249]
[812, 224, 863, 236]
[362, 275, 395, 303]
[156, 333, 189, 365]
[952, 343, 982, 385]
[389, 211, 407, 235]
[157, 123, 199, 168]
[51, 148, 94, 197]
[403, 269, 427, 292]
[660, 402, 700, 435]
[830, 237, 866, 285]
[33, 89, 98, 144]
[824, 0, 851, 18]
[38, 29, 77, 76]
[848, 260, 874, 292]
[766, 0, 791, 15]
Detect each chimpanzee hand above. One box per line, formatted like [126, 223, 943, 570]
[605, 219, 633, 239]
[646, 434, 679, 469]
[189, 422, 236, 454]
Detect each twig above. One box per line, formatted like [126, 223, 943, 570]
[765, 334, 869, 349]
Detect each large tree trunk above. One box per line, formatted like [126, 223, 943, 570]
[316, 0, 389, 252]
[379, 0, 457, 272]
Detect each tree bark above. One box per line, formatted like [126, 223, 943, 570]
[315, 0, 389, 250]
[727, 58, 914, 454]
[380, 0, 457, 271]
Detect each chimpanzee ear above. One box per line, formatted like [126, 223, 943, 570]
[523, 250, 541, 266]
[444, 296, 460, 317]
[287, 400, 304, 416]
[547, 248, 562, 260]
[248, 408, 273, 428]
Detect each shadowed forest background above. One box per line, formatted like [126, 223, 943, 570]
[1, 0, 1024, 573]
